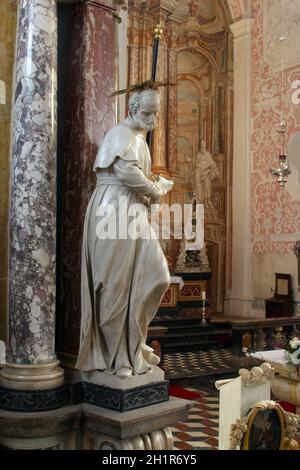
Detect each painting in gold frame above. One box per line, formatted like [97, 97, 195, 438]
[242, 403, 285, 450]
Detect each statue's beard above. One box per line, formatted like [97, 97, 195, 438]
[137, 116, 156, 132]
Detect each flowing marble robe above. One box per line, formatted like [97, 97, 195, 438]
[76, 116, 170, 374]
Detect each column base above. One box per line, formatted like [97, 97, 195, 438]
[0, 360, 65, 412]
[0, 359, 64, 390]
[224, 296, 254, 317]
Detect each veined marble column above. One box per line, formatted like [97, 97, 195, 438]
[0, 0, 63, 391]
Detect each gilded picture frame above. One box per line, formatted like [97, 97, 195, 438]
[242, 402, 285, 450]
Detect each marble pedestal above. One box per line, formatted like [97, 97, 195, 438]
[81, 367, 169, 412]
[0, 398, 192, 450]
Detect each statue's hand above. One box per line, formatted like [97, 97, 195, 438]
[156, 176, 174, 195]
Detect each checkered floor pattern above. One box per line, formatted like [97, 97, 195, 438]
[162, 349, 241, 379]
[170, 387, 219, 450]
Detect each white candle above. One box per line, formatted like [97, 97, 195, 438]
[202, 291, 206, 301]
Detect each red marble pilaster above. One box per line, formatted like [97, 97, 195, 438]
[57, 1, 115, 358]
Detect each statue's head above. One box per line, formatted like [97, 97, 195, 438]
[200, 140, 206, 152]
[128, 89, 160, 132]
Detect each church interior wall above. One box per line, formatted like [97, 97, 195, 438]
[251, 0, 300, 317]
[6, 0, 300, 453]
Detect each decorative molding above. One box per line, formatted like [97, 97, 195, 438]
[0, 385, 67, 412]
[83, 380, 169, 412]
[229, 417, 247, 450]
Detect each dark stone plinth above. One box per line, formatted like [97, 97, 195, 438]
[66, 381, 84, 405]
[0, 385, 67, 412]
[82, 380, 169, 412]
[0, 397, 192, 449]
[0, 379, 169, 413]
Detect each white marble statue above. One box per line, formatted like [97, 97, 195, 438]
[76, 88, 173, 378]
[194, 140, 218, 208]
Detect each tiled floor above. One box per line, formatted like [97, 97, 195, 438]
[170, 380, 220, 450]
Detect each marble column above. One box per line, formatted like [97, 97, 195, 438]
[0, 0, 63, 391]
[224, 19, 254, 317]
[57, 0, 116, 362]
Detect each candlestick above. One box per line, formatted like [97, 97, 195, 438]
[201, 292, 206, 326]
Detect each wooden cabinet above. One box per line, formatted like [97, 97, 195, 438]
[265, 273, 293, 318]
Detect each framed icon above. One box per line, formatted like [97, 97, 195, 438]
[242, 403, 285, 450]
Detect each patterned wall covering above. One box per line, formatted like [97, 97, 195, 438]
[0, 0, 17, 341]
[251, 0, 300, 305]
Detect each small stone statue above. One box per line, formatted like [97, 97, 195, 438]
[194, 140, 218, 209]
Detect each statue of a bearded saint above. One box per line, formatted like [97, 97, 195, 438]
[75, 88, 173, 378]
